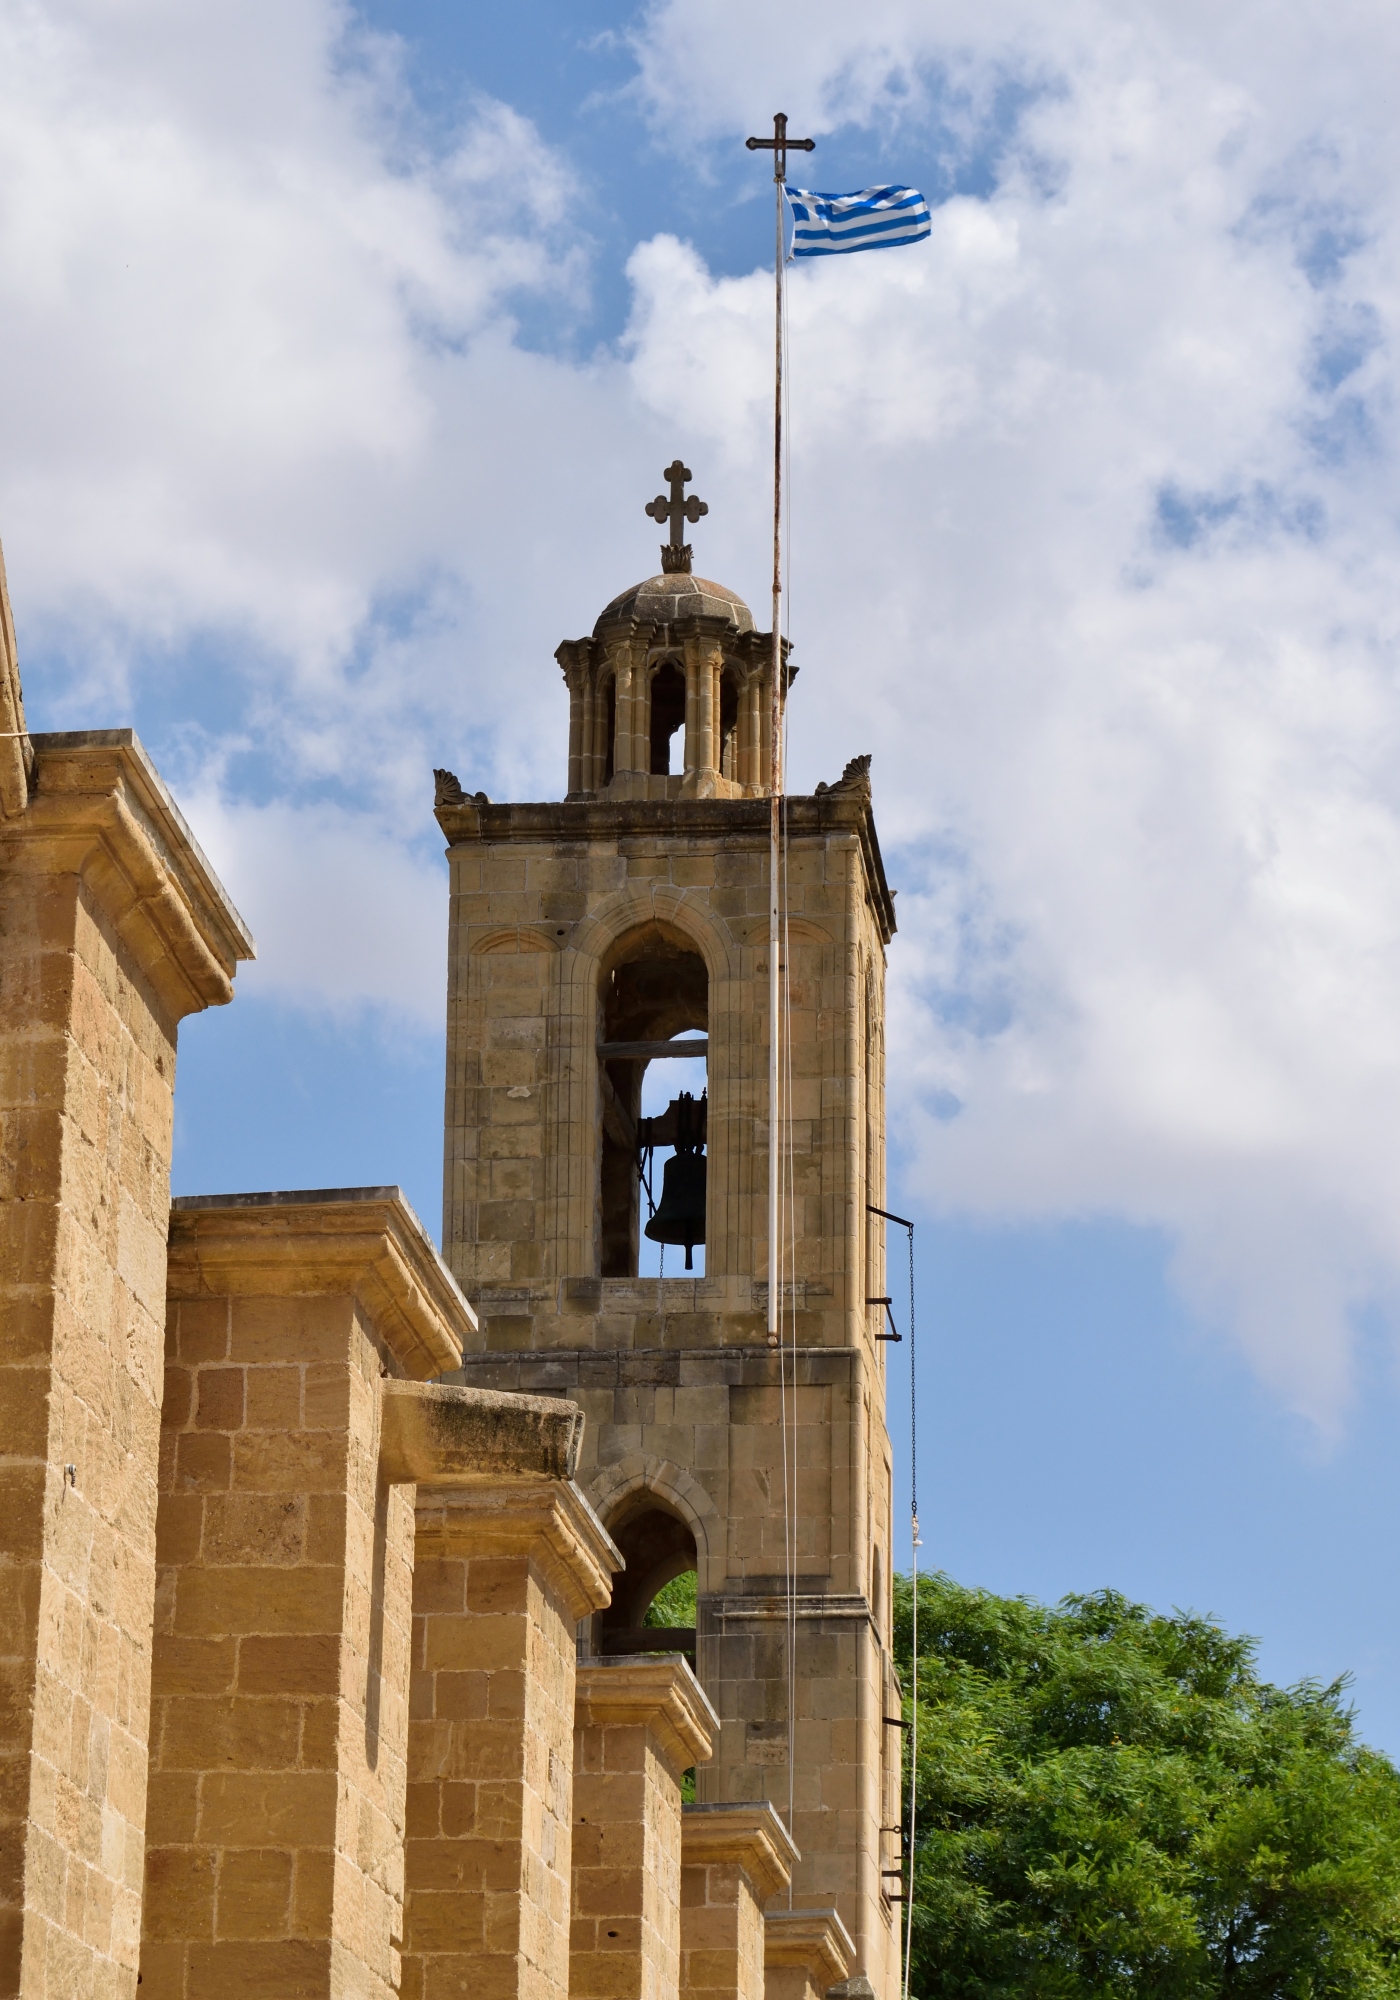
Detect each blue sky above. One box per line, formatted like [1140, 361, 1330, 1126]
[7, 0, 1400, 1748]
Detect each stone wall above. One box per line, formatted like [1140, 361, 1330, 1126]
[0, 732, 252, 1998]
[139, 1192, 470, 1999]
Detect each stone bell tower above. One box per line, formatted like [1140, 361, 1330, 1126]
[435, 464, 901, 1999]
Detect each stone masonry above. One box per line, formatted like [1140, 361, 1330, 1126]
[0, 710, 253, 1997]
[679, 1802, 796, 2000]
[438, 547, 902, 1999]
[570, 1656, 718, 2000]
[405, 1480, 618, 2000]
[140, 1191, 476, 1998]
[0, 515, 910, 2000]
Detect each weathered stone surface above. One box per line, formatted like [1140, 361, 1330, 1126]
[403, 1480, 616, 2000]
[0, 726, 252, 1998]
[765, 1907, 855, 2000]
[379, 1379, 582, 1486]
[140, 1192, 472, 1999]
[571, 1657, 718, 2000]
[681, 1802, 796, 2000]
[438, 625, 903, 1996]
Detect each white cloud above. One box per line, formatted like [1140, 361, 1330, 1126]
[620, 0, 1400, 1425]
[6, 0, 1400, 1422]
[180, 782, 446, 1026]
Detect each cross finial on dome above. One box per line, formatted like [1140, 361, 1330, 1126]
[645, 460, 708, 575]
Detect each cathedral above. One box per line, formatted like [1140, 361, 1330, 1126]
[0, 476, 901, 2000]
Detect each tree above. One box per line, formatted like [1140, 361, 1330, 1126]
[892, 1574, 1400, 2000]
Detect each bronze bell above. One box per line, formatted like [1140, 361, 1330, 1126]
[644, 1151, 707, 1269]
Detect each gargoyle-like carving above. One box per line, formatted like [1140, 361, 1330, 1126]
[434, 769, 489, 808]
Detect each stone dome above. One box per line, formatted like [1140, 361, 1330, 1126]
[593, 573, 755, 640]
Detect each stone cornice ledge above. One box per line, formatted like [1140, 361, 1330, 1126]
[681, 1801, 798, 1899]
[435, 792, 895, 944]
[414, 1476, 619, 1621]
[764, 1908, 855, 1988]
[575, 1654, 719, 1773]
[382, 1379, 582, 1483]
[15, 731, 254, 1017]
[168, 1189, 472, 1378]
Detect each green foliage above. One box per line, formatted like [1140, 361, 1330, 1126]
[892, 1573, 1400, 2000]
[644, 1569, 698, 1628]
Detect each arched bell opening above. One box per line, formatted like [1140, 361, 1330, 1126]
[597, 922, 708, 1278]
[649, 657, 686, 776]
[594, 1494, 698, 1666]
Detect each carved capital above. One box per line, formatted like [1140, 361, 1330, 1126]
[681, 1801, 798, 1899]
[414, 1478, 619, 1620]
[575, 1654, 719, 1773]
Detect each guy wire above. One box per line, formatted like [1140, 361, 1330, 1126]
[903, 1217, 919, 2000]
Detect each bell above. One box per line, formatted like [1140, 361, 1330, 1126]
[645, 1151, 707, 1270]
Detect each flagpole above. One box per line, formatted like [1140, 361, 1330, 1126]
[744, 110, 811, 1346]
[767, 139, 784, 1349]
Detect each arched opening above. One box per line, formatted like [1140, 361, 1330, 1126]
[650, 658, 686, 775]
[595, 1494, 698, 1667]
[598, 923, 707, 1277]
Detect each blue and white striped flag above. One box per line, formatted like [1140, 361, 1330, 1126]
[785, 185, 931, 257]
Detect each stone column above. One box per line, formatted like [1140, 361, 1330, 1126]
[680, 640, 721, 799]
[137, 1190, 476, 2000]
[759, 669, 773, 792]
[680, 1803, 796, 2000]
[581, 679, 598, 792]
[742, 678, 761, 793]
[763, 1908, 854, 2000]
[571, 1657, 718, 2000]
[566, 675, 584, 797]
[617, 655, 641, 788]
[0, 728, 252, 1997]
[403, 1481, 617, 2000]
[682, 645, 700, 795]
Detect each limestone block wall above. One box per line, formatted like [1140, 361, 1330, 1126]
[446, 1298, 897, 1992]
[764, 1908, 854, 2000]
[0, 731, 251, 1998]
[570, 1658, 717, 2000]
[404, 1485, 616, 2000]
[438, 788, 894, 1332]
[138, 1192, 469, 2000]
[679, 1803, 795, 2000]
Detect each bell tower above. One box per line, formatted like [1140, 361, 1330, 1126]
[436, 467, 900, 1998]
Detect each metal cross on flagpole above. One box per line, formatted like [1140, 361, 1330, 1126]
[745, 112, 814, 1352]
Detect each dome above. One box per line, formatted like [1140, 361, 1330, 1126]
[592, 573, 755, 640]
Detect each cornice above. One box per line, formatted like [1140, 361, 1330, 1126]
[380, 1379, 583, 1484]
[414, 1477, 619, 1620]
[681, 1801, 799, 1899]
[763, 1908, 855, 1987]
[5, 731, 254, 1018]
[574, 1654, 719, 1773]
[168, 1188, 472, 1379]
[436, 791, 895, 944]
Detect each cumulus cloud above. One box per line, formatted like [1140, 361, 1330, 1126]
[621, 0, 1400, 1424]
[5, 0, 1400, 1422]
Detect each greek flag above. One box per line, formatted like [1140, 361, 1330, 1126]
[785, 185, 931, 257]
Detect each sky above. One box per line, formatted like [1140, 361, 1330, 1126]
[6, 0, 1400, 1743]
